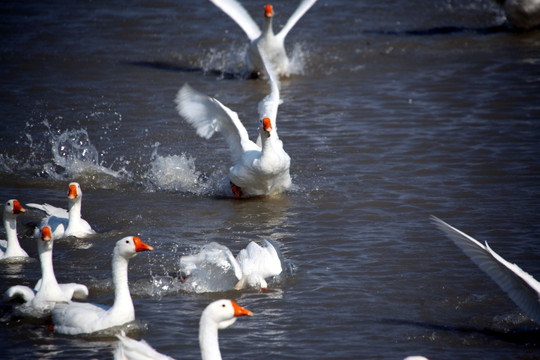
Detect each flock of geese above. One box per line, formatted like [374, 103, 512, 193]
[2, 0, 540, 359]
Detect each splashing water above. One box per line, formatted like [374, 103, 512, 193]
[147, 146, 203, 193]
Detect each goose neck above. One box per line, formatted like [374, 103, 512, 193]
[199, 316, 221, 360]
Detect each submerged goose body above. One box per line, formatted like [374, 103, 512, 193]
[3, 226, 88, 317]
[176, 48, 291, 198]
[210, 0, 317, 77]
[432, 216, 540, 325]
[180, 239, 282, 291]
[27, 182, 95, 239]
[51, 236, 153, 335]
[0, 199, 28, 260]
[114, 299, 253, 360]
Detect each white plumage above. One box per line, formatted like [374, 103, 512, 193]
[51, 236, 153, 335]
[210, 0, 317, 77]
[27, 182, 95, 239]
[176, 48, 291, 198]
[432, 216, 540, 325]
[114, 299, 253, 360]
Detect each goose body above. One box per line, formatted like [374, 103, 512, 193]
[0, 199, 28, 260]
[180, 239, 282, 291]
[210, 0, 317, 77]
[3, 226, 88, 317]
[51, 236, 153, 335]
[27, 182, 95, 239]
[176, 48, 291, 198]
[432, 216, 540, 325]
[114, 299, 253, 360]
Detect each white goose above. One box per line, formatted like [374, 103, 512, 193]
[114, 299, 253, 360]
[3, 226, 89, 317]
[180, 239, 283, 291]
[176, 49, 291, 198]
[27, 182, 95, 239]
[51, 236, 153, 335]
[0, 199, 28, 260]
[210, 0, 317, 77]
[492, 0, 540, 29]
[431, 216, 540, 325]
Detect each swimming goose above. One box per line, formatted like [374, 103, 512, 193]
[210, 0, 317, 77]
[3, 226, 88, 317]
[0, 199, 28, 260]
[27, 182, 95, 239]
[180, 239, 282, 291]
[175, 48, 291, 198]
[431, 215, 540, 325]
[114, 299, 253, 360]
[51, 236, 153, 335]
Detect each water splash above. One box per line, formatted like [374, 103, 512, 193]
[146, 144, 203, 193]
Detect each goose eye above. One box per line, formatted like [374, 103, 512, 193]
[222, 304, 226, 308]
[125, 240, 130, 244]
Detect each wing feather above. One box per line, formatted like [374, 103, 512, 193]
[277, 0, 317, 41]
[431, 216, 540, 324]
[209, 0, 261, 41]
[175, 84, 257, 164]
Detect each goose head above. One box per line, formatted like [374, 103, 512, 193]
[114, 236, 154, 260]
[40, 226, 53, 251]
[67, 182, 82, 200]
[264, 4, 273, 18]
[4, 199, 26, 219]
[203, 299, 253, 330]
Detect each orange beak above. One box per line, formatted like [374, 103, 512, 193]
[41, 226, 52, 241]
[231, 300, 253, 317]
[133, 236, 154, 252]
[12, 200, 26, 214]
[265, 4, 273, 18]
[67, 184, 78, 199]
[263, 117, 272, 133]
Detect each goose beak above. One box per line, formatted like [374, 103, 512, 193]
[41, 226, 52, 241]
[265, 4, 273, 18]
[263, 117, 272, 136]
[67, 184, 78, 199]
[12, 200, 26, 214]
[231, 300, 253, 317]
[133, 236, 154, 252]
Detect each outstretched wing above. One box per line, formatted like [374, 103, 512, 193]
[175, 84, 257, 164]
[431, 216, 540, 324]
[26, 203, 68, 219]
[209, 0, 262, 41]
[277, 0, 317, 41]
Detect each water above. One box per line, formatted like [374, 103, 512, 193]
[1, 0, 540, 359]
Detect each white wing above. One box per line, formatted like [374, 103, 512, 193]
[276, 0, 317, 41]
[26, 203, 68, 218]
[257, 47, 280, 128]
[431, 216, 540, 324]
[175, 84, 257, 165]
[209, 0, 261, 41]
[236, 240, 282, 280]
[115, 331, 175, 360]
[59, 283, 89, 300]
[4, 285, 36, 303]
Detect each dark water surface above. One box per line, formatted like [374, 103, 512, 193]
[1, 0, 540, 359]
